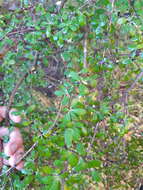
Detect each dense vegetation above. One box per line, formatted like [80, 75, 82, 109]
[0, 0, 143, 189]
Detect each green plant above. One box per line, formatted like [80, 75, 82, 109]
[0, 0, 143, 189]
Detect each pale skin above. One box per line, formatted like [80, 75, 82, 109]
[0, 106, 24, 170]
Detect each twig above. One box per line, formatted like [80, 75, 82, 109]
[79, 0, 90, 10]
[46, 99, 63, 133]
[110, 70, 143, 108]
[121, 71, 143, 115]
[126, 71, 143, 94]
[16, 5, 34, 13]
[0, 28, 45, 42]
[5, 51, 39, 125]
[87, 123, 99, 153]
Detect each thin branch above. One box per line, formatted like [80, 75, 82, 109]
[87, 122, 99, 153]
[46, 99, 63, 133]
[0, 27, 45, 42]
[126, 71, 143, 94]
[79, 0, 90, 10]
[110, 70, 143, 108]
[120, 71, 143, 115]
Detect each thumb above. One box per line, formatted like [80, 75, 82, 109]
[0, 106, 21, 123]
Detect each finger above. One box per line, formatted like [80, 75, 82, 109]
[0, 106, 21, 123]
[15, 161, 24, 170]
[0, 127, 9, 138]
[3, 128, 23, 156]
[8, 147, 24, 169]
[4, 142, 19, 156]
[9, 108, 21, 123]
[3, 128, 24, 170]
[8, 128, 23, 143]
[2, 158, 24, 171]
[0, 127, 23, 140]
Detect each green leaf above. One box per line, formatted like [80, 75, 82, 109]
[41, 166, 52, 174]
[49, 177, 60, 190]
[23, 176, 34, 185]
[22, 120, 31, 126]
[78, 14, 86, 26]
[62, 96, 69, 105]
[64, 113, 72, 121]
[68, 153, 78, 167]
[117, 17, 127, 25]
[70, 24, 78, 31]
[27, 105, 36, 113]
[40, 176, 52, 185]
[71, 108, 86, 116]
[91, 170, 101, 182]
[54, 160, 64, 167]
[87, 160, 101, 168]
[8, 60, 15, 65]
[64, 128, 74, 148]
[55, 90, 65, 96]
[72, 128, 80, 141]
[67, 71, 80, 81]
[46, 26, 51, 37]
[76, 143, 86, 156]
[62, 52, 71, 61]
[3, 135, 9, 143]
[75, 159, 87, 172]
[10, 110, 21, 116]
[79, 84, 89, 95]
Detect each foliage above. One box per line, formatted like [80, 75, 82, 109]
[0, 0, 143, 189]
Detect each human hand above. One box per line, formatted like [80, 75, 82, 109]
[0, 106, 24, 170]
